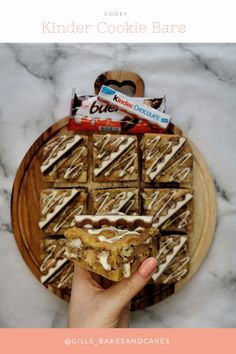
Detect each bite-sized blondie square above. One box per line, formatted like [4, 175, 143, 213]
[152, 235, 189, 284]
[45, 261, 74, 293]
[142, 188, 193, 232]
[141, 134, 193, 185]
[93, 134, 138, 182]
[40, 237, 68, 285]
[92, 188, 139, 215]
[41, 134, 88, 183]
[65, 226, 158, 281]
[39, 188, 87, 235]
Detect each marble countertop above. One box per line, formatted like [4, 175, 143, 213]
[0, 43, 236, 328]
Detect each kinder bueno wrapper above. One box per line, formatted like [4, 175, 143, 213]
[98, 85, 171, 130]
[68, 88, 167, 133]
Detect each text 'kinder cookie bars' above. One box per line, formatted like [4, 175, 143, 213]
[68, 88, 168, 133]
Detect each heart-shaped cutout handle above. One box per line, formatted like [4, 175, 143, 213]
[94, 71, 145, 97]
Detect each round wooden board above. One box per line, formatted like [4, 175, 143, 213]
[11, 117, 217, 310]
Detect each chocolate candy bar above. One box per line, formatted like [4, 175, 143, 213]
[98, 86, 171, 130]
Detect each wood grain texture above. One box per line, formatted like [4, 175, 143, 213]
[11, 117, 217, 310]
[94, 71, 145, 97]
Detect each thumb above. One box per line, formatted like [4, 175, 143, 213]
[105, 257, 157, 314]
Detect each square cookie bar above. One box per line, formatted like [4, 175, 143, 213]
[142, 188, 193, 233]
[40, 237, 72, 289]
[93, 134, 138, 182]
[45, 261, 74, 293]
[39, 188, 87, 235]
[92, 188, 139, 215]
[65, 226, 158, 281]
[152, 235, 190, 284]
[141, 134, 193, 185]
[41, 134, 88, 183]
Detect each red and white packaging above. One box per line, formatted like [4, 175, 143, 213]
[68, 89, 167, 133]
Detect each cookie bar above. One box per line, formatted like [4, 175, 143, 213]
[41, 134, 88, 183]
[40, 237, 68, 283]
[93, 134, 138, 182]
[92, 188, 139, 215]
[141, 134, 193, 185]
[45, 261, 74, 293]
[142, 188, 193, 233]
[39, 188, 87, 235]
[65, 226, 158, 281]
[152, 235, 189, 284]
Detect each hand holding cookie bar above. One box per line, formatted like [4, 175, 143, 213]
[65, 220, 158, 282]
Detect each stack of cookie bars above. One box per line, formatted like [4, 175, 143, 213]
[39, 132, 193, 296]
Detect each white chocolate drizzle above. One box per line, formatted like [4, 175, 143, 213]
[163, 256, 190, 283]
[95, 191, 134, 214]
[87, 226, 140, 243]
[156, 238, 174, 261]
[104, 151, 136, 178]
[64, 147, 87, 180]
[123, 200, 135, 214]
[146, 137, 186, 180]
[145, 136, 161, 160]
[143, 190, 177, 211]
[57, 264, 74, 288]
[40, 242, 66, 272]
[97, 230, 140, 244]
[87, 227, 118, 234]
[39, 189, 79, 229]
[53, 205, 84, 233]
[41, 135, 82, 173]
[165, 153, 192, 182]
[94, 135, 135, 176]
[40, 258, 68, 284]
[152, 192, 193, 228]
[162, 210, 191, 230]
[41, 191, 67, 215]
[40, 241, 68, 284]
[152, 236, 187, 282]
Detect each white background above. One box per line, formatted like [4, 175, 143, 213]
[0, 0, 235, 42]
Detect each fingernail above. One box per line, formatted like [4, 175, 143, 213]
[138, 257, 158, 278]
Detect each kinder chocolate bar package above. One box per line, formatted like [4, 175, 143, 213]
[68, 88, 167, 133]
[98, 85, 171, 130]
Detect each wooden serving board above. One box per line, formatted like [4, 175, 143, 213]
[11, 117, 217, 310]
